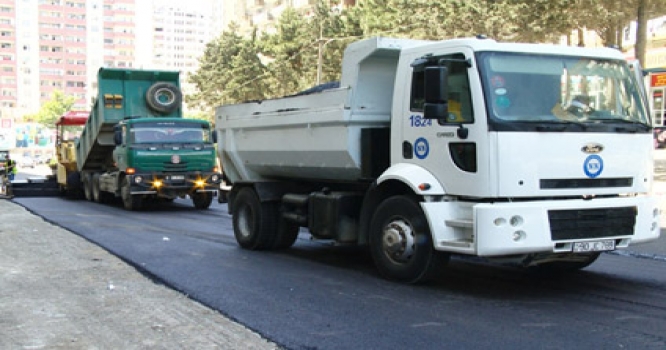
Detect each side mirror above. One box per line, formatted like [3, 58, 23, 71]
[114, 128, 122, 145]
[423, 66, 449, 119]
[211, 130, 218, 144]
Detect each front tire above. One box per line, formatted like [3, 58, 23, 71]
[232, 187, 278, 250]
[369, 195, 448, 284]
[192, 192, 213, 209]
[121, 177, 143, 211]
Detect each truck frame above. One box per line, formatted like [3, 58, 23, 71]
[216, 37, 660, 283]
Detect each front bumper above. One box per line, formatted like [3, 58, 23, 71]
[421, 195, 660, 257]
[128, 172, 222, 195]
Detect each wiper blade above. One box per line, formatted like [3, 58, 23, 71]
[588, 117, 648, 126]
[535, 120, 587, 132]
[586, 118, 652, 134]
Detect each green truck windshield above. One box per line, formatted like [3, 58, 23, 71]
[130, 122, 211, 144]
[477, 52, 649, 126]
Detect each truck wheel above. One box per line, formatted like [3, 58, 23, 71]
[83, 174, 93, 201]
[146, 82, 181, 114]
[192, 192, 213, 209]
[121, 177, 143, 211]
[369, 195, 449, 284]
[93, 174, 113, 204]
[92, 174, 102, 203]
[232, 187, 278, 250]
[272, 220, 300, 250]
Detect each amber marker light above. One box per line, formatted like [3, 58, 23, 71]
[418, 183, 431, 191]
[126, 168, 136, 175]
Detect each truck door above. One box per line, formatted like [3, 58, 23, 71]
[398, 49, 490, 197]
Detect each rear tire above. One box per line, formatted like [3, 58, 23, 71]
[83, 173, 93, 201]
[272, 219, 300, 250]
[92, 173, 102, 203]
[369, 195, 449, 284]
[232, 187, 278, 250]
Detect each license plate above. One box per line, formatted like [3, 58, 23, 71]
[169, 175, 185, 181]
[573, 240, 615, 253]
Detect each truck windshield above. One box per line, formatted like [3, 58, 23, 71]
[477, 52, 649, 129]
[130, 122, 211, 144]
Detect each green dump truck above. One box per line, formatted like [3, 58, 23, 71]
[65, 68, 220, 210]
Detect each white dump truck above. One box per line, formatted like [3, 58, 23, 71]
[216, 36, 660, 283]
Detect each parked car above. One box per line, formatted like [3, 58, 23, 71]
[18, 156, 35, 168]
[34, 154, 49, 165]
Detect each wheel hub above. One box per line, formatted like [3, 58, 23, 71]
[382, 220, 415, 263]
[237, 206, 252, 238]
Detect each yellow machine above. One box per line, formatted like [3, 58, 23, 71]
[55, 111, 88, 197]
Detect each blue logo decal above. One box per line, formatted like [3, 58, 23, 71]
[414, 137, 429, 159]
[583, 155, 603, 178]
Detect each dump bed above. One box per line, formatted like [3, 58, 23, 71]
[216, 37, 429, 183]
[76, 68, 182, 172]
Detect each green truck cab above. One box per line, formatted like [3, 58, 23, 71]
[72, 68, 220, 210]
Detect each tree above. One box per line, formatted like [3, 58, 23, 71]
[261, 7, 313, 97]
[225, 31, 269, 102]
[636, 0, 649, 67]
[186, 23, 246, 110]
[30, 90, 76, 127]
[189, 0, 666, 107]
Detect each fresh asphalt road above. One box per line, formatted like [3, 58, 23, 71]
[11, 155, 666, 349]
[13, 193, 666, 350]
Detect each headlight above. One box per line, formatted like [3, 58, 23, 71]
[211, 174, 220, 183]
[510, 216, 524, 227]
[133, 176, 143, 184]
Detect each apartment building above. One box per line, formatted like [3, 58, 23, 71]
[137, 0, 215, 108]
[0, 0, 138, 120]
[0, 0, 359, 124]
[0, 0, 218, 122]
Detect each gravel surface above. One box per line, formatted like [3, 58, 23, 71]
[0, 199, 278, 350]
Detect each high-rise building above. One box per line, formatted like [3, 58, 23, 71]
[0, 0, 139, 120]
[0, 0, 218, 122]
[0, 0, 355, 123]
[137, 0, 216, 111]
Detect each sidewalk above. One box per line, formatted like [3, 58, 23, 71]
[0, 199, 278, 350]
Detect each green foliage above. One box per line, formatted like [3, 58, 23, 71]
[30, 90, 77, 127]
[184, 110, 214, 124]
[187, 0, 655, 109]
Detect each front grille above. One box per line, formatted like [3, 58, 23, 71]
[540, 178, 632, 189]
[548, 207, 636, 241]
[163, 162, 188, 171]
